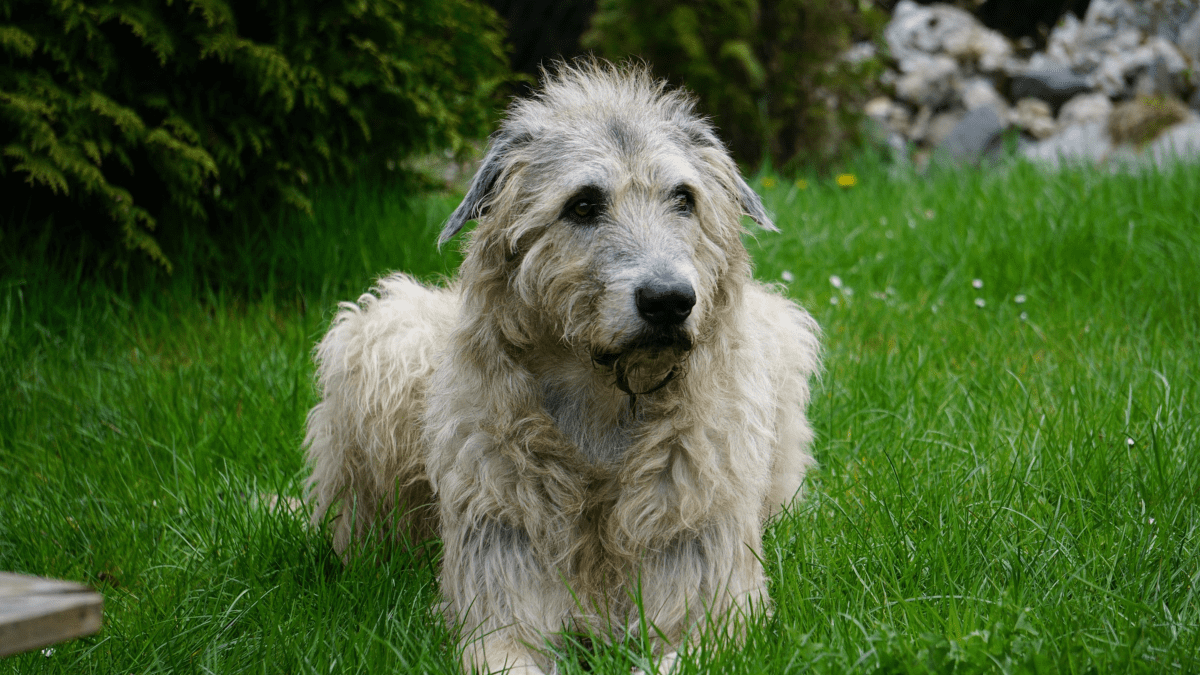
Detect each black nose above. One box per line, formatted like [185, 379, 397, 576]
[635, 281, 696, 326]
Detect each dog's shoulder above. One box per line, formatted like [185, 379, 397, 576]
[738, 281, 821, 380]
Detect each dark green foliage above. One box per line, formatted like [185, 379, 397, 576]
[0, 0, 510, 271]
[583, 0, 886, 170]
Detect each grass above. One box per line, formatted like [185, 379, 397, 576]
[1, 158, 1197, 673]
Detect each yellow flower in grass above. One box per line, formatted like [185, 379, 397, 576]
[836, 173, 857, 188]
[761, 177, 777, 189]
[795, 179, 808, 190]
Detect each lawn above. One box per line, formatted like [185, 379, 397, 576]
[1, 159, 1197, 673]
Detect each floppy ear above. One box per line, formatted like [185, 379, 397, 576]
[683, 122, 778, 233]
[438, 131, 531, 246]
[735, 174, 777, 232]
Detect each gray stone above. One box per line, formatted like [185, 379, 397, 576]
[1145, 117, 1200, 165]
[1181, 12, 1200, 67]
[938, 105, 1005, 162]
[927, 109, 967, 148]
[1080, 0, 1197, 46]
[1010, 98, 1058, 139]
[885, 0, 1011, 73]
[1010, 66, 1090, 109]
[1091, 37, 1188, 98]
[960, 77, 1008, 114]
[895, 54, 960, 108]
[1058, 92, 1113, 127]
[864, 96, 913, 135]
[1021, 121, 1114, 167]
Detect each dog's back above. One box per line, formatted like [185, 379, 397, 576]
[304, 273, 459, 554]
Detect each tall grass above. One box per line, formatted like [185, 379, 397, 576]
[1, 159, 1197, 673]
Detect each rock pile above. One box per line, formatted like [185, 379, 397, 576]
[865, 0, 1200, 167]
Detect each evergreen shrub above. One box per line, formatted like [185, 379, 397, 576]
[583, 0, 885, 170]
[0, 0, 510, 271]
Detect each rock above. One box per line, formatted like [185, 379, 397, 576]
[1181, 12, 1200, 67]
[960, 77, 1008, 114]
[937, 105, 1006, 162]
[1080, 0, 1198, 46]
[1010, 65, 1090, 109]
[843, 41, 878, 64]
[865, 96, 913, 135]
[927, 109, 967, 148]
[1088, 39, 1187, 98]
[1010, 98, 1058, 138]
[885, 0, 1011, 72]
[907, 105, 935, 144]
[1058, 92, 1114, 127]
[1021, 120, 1114, 167]
[1145, 117, 1200, 165]
[895, 54, 960, 108]
[1045, 13, 1084, 68]
[1108, 95, 1189, 146]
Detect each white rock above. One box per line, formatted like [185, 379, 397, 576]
[1046, 13, 1084, 67]
[885, 0, 1010, 72]
[1145, 117, 1200, 165]
[927, 109, 967, 148]
[1021, 120, 1114, 167]
[960, 77, 1008, 113]
[895, 54, 960, 108]
[1058, 92, 1114, 127]
[1010, 98, 1058, 139]
[865, 96, 913, 134]
[1090, 37, 1189, 98]
[1180, 12, 1200, 67]
[843, 41, 878, 64]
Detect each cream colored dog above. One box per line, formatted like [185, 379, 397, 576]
[304, 61, 820, 674]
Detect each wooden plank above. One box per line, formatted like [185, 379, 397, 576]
[0, 572, 103, 658]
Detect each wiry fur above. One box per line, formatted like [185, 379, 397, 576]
[304, 61, 820, 674]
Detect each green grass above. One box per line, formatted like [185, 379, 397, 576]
[2, 159, 1198, 673]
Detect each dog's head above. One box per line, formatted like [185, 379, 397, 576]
[441, 61, 774, 394]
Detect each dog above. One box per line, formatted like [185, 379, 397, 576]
[303, 60, 821, 674]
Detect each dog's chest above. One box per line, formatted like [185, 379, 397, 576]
[542, 386, 634, 465]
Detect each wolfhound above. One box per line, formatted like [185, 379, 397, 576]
[304, 61, 821, 674]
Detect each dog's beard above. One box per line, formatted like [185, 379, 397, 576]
[591, 327, 692, 396]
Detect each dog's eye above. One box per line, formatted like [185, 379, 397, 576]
[671, 188, 695, 216]
[572, 199, 598, 219]
[563, 188, 605, 224]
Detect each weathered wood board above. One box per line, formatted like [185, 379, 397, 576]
[0, 572, 103, 657]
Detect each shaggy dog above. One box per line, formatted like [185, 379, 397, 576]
[303, 61, 820, 674]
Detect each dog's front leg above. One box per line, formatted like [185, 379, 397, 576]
[629, 520, 767, 665]
[442, 518, 573, 674]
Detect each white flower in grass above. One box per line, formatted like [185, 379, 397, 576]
[972, 278, 983, 289]
[1127, 437, 1135, 446]
[42, 648, 54, 657]
[975, 298, 986, 308]
[829, 275, 843, 289]
[1020, 312, 1028, 321]
[1015, 294, 1026, 304]
[830, 296, 839, 305]
[781, 270, 795, 282]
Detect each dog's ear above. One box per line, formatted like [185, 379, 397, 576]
[683, 122, 777, 233]
[735, 175, 778, 232]
[439, 131, 531, 246]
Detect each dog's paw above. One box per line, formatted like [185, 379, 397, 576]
[631, 651, 679, 675]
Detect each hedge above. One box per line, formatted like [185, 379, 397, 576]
[584, 0, 885, 170]
[0, 0, 511, 271]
